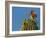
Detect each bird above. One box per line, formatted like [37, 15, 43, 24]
[21, 10, 38, 30]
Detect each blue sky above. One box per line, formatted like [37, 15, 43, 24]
[12, 7, 40, 31]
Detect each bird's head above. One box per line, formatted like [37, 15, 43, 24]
[31, 10, 37, 18]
